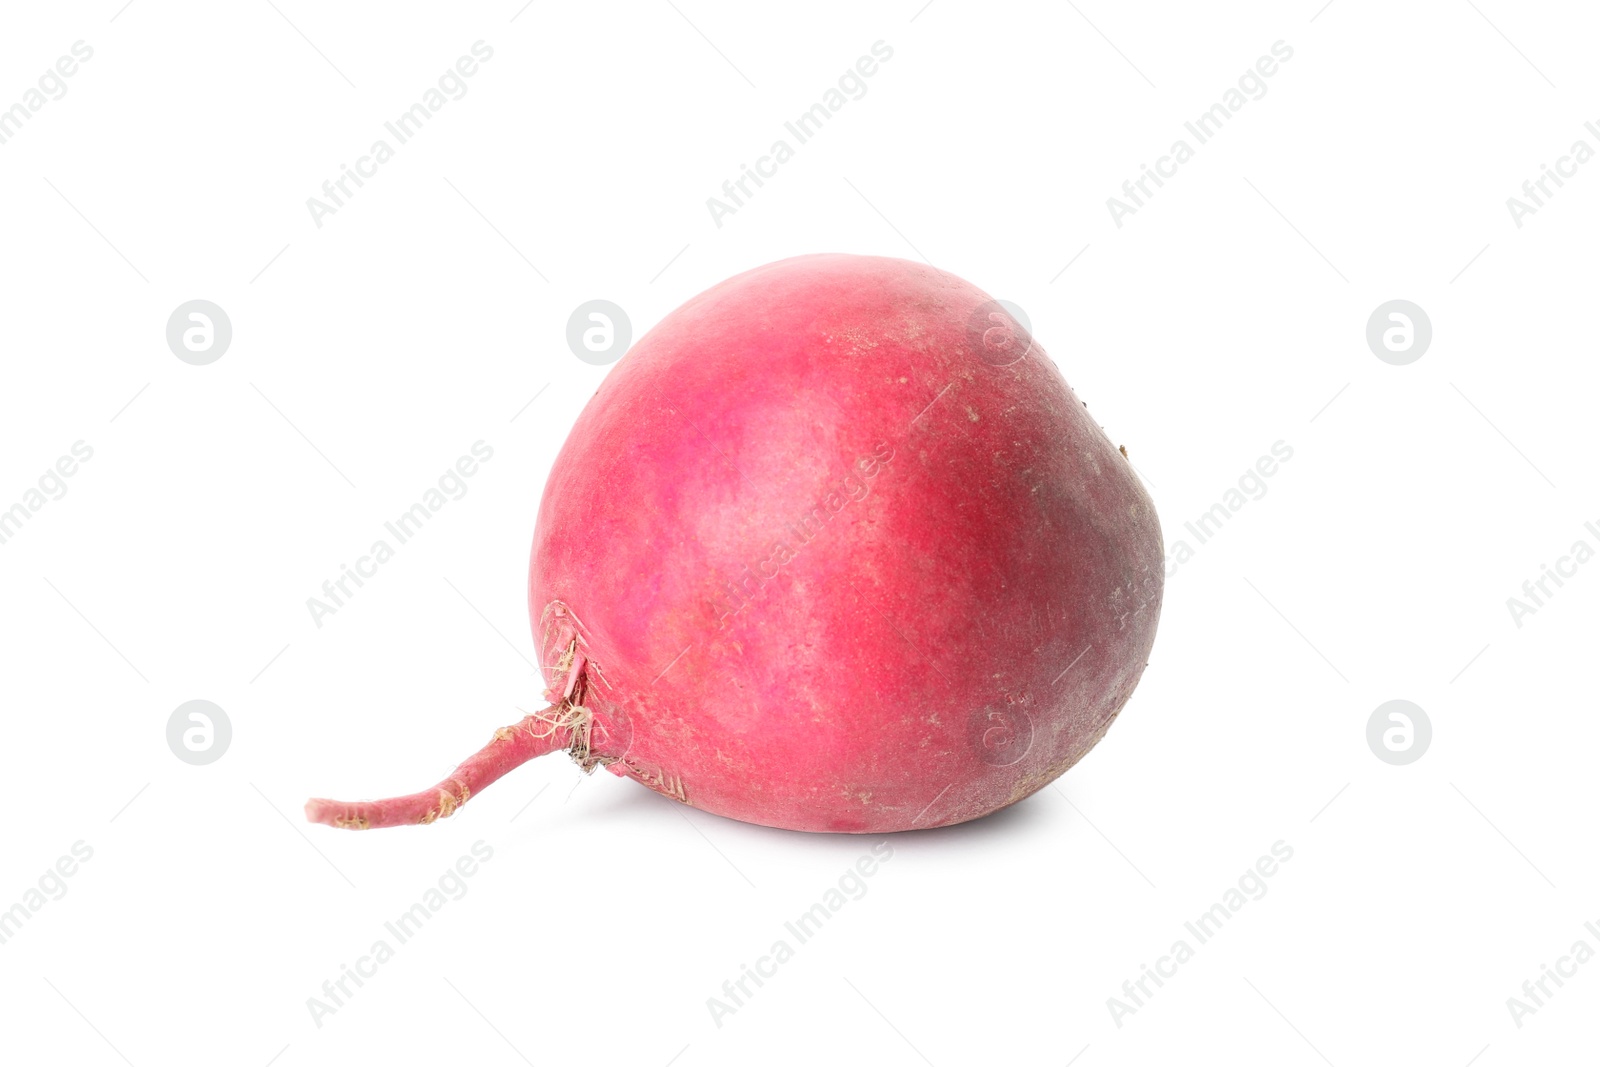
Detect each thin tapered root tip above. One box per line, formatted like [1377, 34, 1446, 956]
[304, 709, 578, 830]
[303, 784, 469, 830]
[303, 794, 394, 831]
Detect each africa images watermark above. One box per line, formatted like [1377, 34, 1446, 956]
[1504, 917, 1600, 1030]
[711, 441, 894, 629]
[1163, 440, 1294, 578]
[706, 40, 895, 229]
[306, 841, 494, 1027]
[0, 441, 95, 549]
[1107, 40, 1294, 229]
[0, 841, 94, 948]
[305, 41, 495, 229]
[0, 41, 94, 148]
[1107, 840, 1294, 1028]
[707, 840, 895, 1028]
[1504, 518, 1599, 629]
[1505, 120, 1600, 229]
[305, 442, 494, 628]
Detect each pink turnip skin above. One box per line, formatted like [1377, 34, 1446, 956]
[307, 254, 1162, 833]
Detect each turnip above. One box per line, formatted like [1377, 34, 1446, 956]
[306, 254, 1162, 833]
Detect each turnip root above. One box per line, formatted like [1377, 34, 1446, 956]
[307, 254, 1162, 833]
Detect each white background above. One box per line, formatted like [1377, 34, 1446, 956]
[1, 1, 1595, 1064]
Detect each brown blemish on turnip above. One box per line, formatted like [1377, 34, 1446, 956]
[420, 781, 471, 824]
[623, 758, 688, 802]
